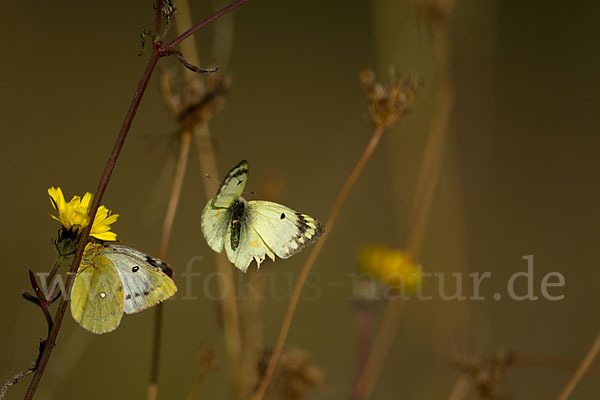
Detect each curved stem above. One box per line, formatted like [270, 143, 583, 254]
[147, 130, 193, 400]
[557, 331, 600, 400]
[159, 131, 193, 259]
[353, 17, 454, 399]
[447, 374, 470, 400]
[195, 122, 244, 399]
[404, 21, 453, 259]
[23, 49, 161, 400]
[22, 2, 249, 396]
[252, 126, 385, 400]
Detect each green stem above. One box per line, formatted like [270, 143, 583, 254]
[44, 254, 66, 300]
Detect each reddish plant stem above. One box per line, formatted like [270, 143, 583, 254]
[23, 49, 161, 400]
[22, 1, 249, 397]
[155, 0, 163, 36]
[352, 298, 405, 399]
[166, 0, 249, 49]
[351, 303, 374, 398]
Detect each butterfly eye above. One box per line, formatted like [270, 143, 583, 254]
[132, 266, 140, 272]
[280, 213, 286, 219]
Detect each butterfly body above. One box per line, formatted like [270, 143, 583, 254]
[201, 160, 324, 272]
[229, 198, 247, 250]
[70, 243, 177, 334]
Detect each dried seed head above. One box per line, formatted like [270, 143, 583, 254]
[257, 347, 327, 400]
[361, 68, 421, 131]
[413, 0, 457, 24]
[195, 346, 218, 373]
[454, 350, 514, 400]
[160, 68, 231, 133]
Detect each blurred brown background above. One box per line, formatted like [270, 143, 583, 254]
[1, 0, 599, 399]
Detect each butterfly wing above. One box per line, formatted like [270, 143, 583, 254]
[201, 203, 232, 254]
[99, 245, 177, 314]
[212, 160, 249, 208]
[224, 212, 275, 272]
[202, 160, 249, 252]
[70, 254, 125, 334]
[246, 200, 324, 263]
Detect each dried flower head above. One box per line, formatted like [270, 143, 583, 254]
[454, 350, 514, 400]
[161, 69, 230, 132]
[413, 0, 457, 24]
[257, 347, 327, 400]
[361, 68, 421, 130]
[359, 245, 422, 295]
[195, 346, 218, 372]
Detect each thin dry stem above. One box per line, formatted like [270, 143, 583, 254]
[148, 0, 240, 396]
[448, 374, 470, 400]
[557, 331, 600, 400]
[196, 122, 244, 399]
[352, 298, 405, 398]
[187, 347, 218, 400]
[159, 131, 193, 258]
[1, 366, 35, 399]
[176, 0, 202, 81]
[515, 354, 600, 376]
[404, 19, 453, 258]
[240, 268, 267, 399]
[354, 5, 456, 398]
[174, 0, 243, 396]
[147, 130, 193, 400]
[252, 126, 385, 400]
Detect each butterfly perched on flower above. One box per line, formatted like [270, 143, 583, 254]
[70, 243, 177, 334]
[201, 160, 324, 272]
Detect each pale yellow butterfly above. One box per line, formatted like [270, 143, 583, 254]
[201, 160, 324, 272]
[70, 243, 177, 334]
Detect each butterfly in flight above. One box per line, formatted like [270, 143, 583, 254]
[201, 160, 324, 272]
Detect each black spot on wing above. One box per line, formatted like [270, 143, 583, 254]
[126, 294, 132, 300]
[132, 266, 139, 272]
[280, 213, 286, 219]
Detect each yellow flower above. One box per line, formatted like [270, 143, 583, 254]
[48, 187, 119, 241]
[359, 245, 422, 295]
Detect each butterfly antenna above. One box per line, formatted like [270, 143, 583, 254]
[205, 173, 221, 183]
